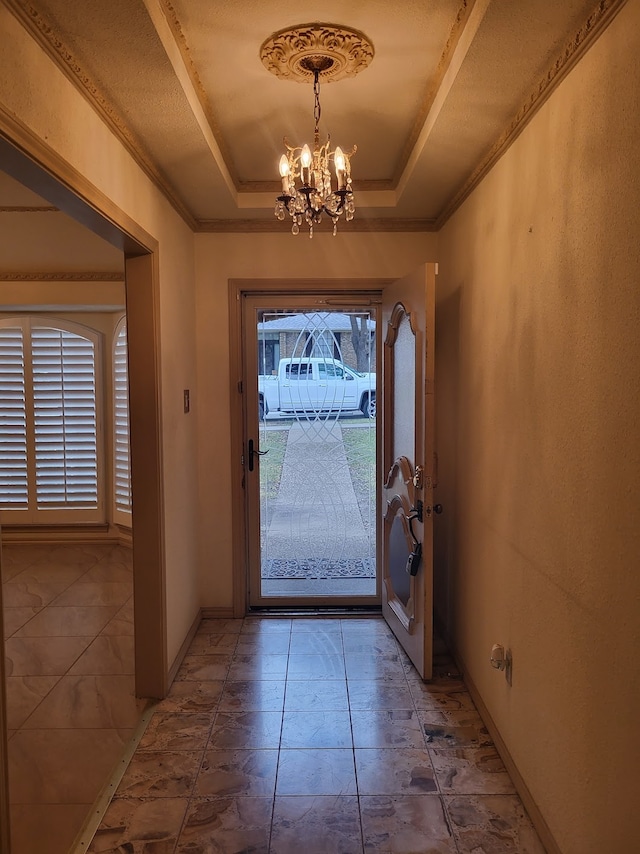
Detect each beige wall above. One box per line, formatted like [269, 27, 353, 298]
[194, 232, 437, 606]
[436, 4, 640, 852]
[0, 5, 200, 666]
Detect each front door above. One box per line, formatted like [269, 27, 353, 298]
[381, 264, 436, 680]
[243, 296, 379, 608]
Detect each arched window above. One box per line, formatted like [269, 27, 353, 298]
[113, 317, 132, 523]
[0, 317, 103, 523]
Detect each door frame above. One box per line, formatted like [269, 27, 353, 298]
[228, 278, 394, 616]
[0, 108, 168, 754]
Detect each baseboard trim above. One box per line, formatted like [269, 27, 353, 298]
[200, 607, 236, 619]
[167, 609, 203, 687]
[448, 640, 560, 854]
[69, 701, 157, 854]
[1, 527, 116, 545]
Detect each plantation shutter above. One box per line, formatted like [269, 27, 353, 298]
[113, 320, 132, 515]
[31, 326, 98, 508]
[0, 326, 28, 508]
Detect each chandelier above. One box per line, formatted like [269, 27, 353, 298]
[277, 65, 354, 237]
[260, 24, 375, 238]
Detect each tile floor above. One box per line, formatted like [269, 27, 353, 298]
[1, 542, 142, 854]
[88, 616, 546, 854]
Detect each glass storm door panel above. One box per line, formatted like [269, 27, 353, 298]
[243, 300, 378, 606]
[381, 265, 436, 680]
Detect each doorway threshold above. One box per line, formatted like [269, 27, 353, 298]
[247, 607, 382, 617]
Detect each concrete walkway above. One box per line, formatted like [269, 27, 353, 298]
[262, 420, 375, 585]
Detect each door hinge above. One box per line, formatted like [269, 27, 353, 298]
[238, 380, 243, 393]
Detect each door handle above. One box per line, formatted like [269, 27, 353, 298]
[248, 438, 268, 472]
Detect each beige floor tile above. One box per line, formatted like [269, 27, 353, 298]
[236, 632, 291, 654]
[1, 544, 48, 568]
[175, 797, 272, 853]
[271, 795, 362, 854]
[116, 750, 202, 799]
[227, 652, 289, 680]
[100, 597, 134, 636]
[281, 710, 353, 748]
[52, 580, 132, 607]
[175, 653, 232, 682]
[87, 797, 188, 853]
[194, 748, 278, 797]
[209, 710, 283, 749]
[138, 711, 213, 751]
[3, 607, 40, 637]
[45, 544, 107, 566]
[13, 604, 119, 637]
[286, 652, 346, 679]
[21, 674, 142, 729]
[158, 680, 225, 713]
[445, 794, 547, 853]
[82, 561, 132, 583]
[2, 562, 34, 582]
[431, 747, 517, 795]
[198, 618, 245, 634]
[2, 580, 70, 608]
[219, 679, 285, 712]
[419, 709, 493, 749]
[5, 675, 61, 729]
[11, 802, 92, 854]
[188, 632, 239, 654]
[284, 678, 349, 711]
[347, 680, 415, 711]
[9, 562, 90, 586]
[355, 747, 438, 795]
[276, 748, 357, 796]
[68, 635, 135, 675]
[240, 617, 291, 634]
[8, 728, 131, 804]
[5, 636, 93, 676]
[360, 794, 457, 853]
[351, 709, 426, 749]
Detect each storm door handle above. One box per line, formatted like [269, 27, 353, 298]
[248, 438, 269, 472]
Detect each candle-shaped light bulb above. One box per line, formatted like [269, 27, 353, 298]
[279, 154, 290, 193]
[334, 146, 346, 190]
[300, 144, 312, 186]
[300, 144, 312, 168]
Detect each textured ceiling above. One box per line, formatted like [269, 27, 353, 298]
[2, 0, 622, 235]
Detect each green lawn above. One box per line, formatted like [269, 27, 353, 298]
[259, 429, 289, 502]
[342, 425, 376, 531]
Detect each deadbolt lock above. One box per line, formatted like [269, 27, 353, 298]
[412, 465, 423, 489]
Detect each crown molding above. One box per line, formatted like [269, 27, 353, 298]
[0, 272, 124, 281]
[0, 205, 58, 213]
[436, 0, 628, 228]
[4, 0, 197, 231]
[197, 217, 436, 234]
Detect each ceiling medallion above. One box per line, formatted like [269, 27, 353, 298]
[260, 24, 374, 237]
[259, 23, 374, 84]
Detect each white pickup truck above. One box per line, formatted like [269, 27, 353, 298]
[258, 358, 376, 419]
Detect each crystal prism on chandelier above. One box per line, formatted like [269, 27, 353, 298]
[275, 67, 356, 237]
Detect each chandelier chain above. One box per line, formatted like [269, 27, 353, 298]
[313, 71, 321, 142]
